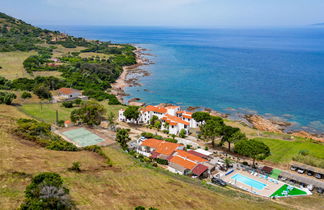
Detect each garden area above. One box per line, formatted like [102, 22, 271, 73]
[254, 137, 324, 165]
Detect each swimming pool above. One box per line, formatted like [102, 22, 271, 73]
[231, 174, 267, 190]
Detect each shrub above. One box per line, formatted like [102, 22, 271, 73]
[0, 91, 16, 105]
[57, 120, 65, 127]
[186, 144, 192, 149]
[299, 149, 309, 156]
[141, 132, 154, 138]
[162, 130, 169, 134]
[179, 129, 186, 138]
[155, 158, 168, 165]
[62, 101, 74, 108]
[21, 91, 32, 99]
[15, 118, 78, 151]
[69, 162, 81, 172]
[20, 172, 74, 209]
[135, 206, 146, 210]
[46, 140, 78, 151]
[73, 98, 82, 105]
[164, 138, 178, 143]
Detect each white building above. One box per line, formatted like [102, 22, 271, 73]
[118, 105, 198, 135]
[53, 88, 88, 103]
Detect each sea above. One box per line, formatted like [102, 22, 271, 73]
[43, 25, 324, 134]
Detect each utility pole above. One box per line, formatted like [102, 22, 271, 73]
[56, 110, 59, 125]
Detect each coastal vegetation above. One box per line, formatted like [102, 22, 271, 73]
[15, 118, 78, 151]
[234, 139, 270, 166]
[1, 11, 324, 209]
[20, 172, 75, 209]
[70, 101, 106, 126]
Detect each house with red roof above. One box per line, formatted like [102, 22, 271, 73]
[53, 88, 87, 103]
[118, 104, 199, 135]
[176, 110, 199, 128]
[167, 150, 209, 177]
[137, 138, 184, 159]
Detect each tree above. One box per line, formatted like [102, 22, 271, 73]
[116, 128, 131, 150]
[70, 101, 106, 126]
[123, 106, 140, 123]
[192, 112, 211, 123]
[20, 172, 74, 210]
[221, 126, 247, 151]
[33, 84, 52, 99]
[200, 116, 224, 147]
[21, 91, 32, 99]
[150, 115, 158, 125]
[234, 140, 270, 167]
[107, 111, 115, 125]
[0, 92, 16, 105]
[154, 120, 161, 130]
[179, 129, 186, 138]
[224, 158, 233, 169]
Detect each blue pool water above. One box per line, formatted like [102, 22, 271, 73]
[42, 26, 324, 134]
[231, 174, 267, 190]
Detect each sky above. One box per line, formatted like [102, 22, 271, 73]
[1, 0, 324, 27]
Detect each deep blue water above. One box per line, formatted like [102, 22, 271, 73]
[43, 26, 324, 134]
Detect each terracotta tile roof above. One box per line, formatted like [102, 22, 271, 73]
[141, 139, 181, 156]
[162, 114, 190, 126]
[187, 150, 208, 159]
[175, 150, 208, 163]
[182, 115, 192, 119]
[58, 88, 80, 95]
[192, 164, 208, 176]
[177, 110, 193, 115]
[169, 156, 197, 170]
[145, 105, 167, 114]
[166, 106, 180, 109]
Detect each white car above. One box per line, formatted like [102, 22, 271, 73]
[297, 169, 305, 174]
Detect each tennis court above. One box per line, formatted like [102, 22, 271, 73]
[62, 128, 104, 147]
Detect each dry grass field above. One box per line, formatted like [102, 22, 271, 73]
[0, 51, 36, 80]
[1, 104, 324, 209]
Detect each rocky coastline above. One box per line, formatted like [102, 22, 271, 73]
[111, 45, 324, 142]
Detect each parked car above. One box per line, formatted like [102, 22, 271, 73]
[297, 169, 305, 174]
[211, 177, 227, 187]
[307, 185, 314, 191]
[317, 188, 323, 194]
[306, 171, 313, 176]
[290, 166, 297, 171]
[315, 173, 322, 179]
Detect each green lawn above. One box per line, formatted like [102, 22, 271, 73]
[254, 138, 324, 163]
[271, 184, 307, 197]
[19, 102, 125, 124]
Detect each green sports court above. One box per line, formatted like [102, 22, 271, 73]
[62, 128, 104, 147]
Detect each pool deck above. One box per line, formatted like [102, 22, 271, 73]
[221, 170, 284, 197]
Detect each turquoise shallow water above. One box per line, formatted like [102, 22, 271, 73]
[43, 26, 324, 134]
